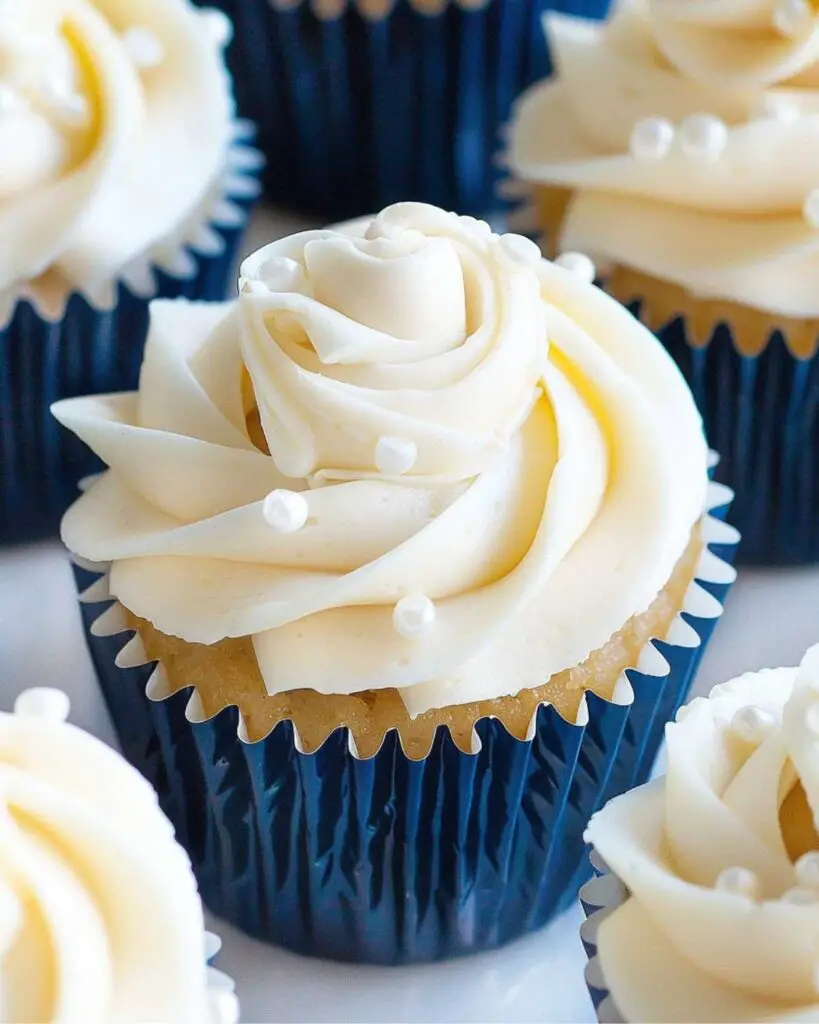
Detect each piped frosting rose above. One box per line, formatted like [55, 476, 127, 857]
[508, 0, 819, 317]
[53, 202, 708, 717]
[0, 0, 234, 312]
[586, 644, 819, 1022]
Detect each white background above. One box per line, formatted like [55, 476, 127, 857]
[2, 210, 819, 1023]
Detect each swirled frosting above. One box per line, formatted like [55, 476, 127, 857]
[508, 0, 819, 318]
[586, 644, 819, 1022]
[0, 687, 235, 1023]
[0, 0, 233, 310]
[54, 202, 708, 717]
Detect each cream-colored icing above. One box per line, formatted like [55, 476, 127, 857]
[586, 645, 819, 1022]
[0, 0, 233, 307]
[53, 202, 708, 717]
[508, 0, 819, 318]
[0, 687, 236, 1024]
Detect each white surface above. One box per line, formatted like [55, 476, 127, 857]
[3, 209, 819, 1022]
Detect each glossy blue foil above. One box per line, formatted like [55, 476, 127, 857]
[0, 193, 257, 546]
[72, 498, 735, 965]
[195, 0, 611, 219]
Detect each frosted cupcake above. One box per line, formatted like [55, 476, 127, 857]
[582, 643, 819, 1023]
[506, 0, 819, 564]
[0, 686, 238, 1023]
[55, 202, 736, 963]
[0, 0, 260, 543]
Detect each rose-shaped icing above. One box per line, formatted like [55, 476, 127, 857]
[586, 644, 819, 1022]
[508, 0, 819, 318]
[0, 688, 236, 1023]
[0, 0, 233, 311]
[53, 202, 708, 717]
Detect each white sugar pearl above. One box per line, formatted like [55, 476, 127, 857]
[14, 688, 71, 723]
[393, 595, 436, 639]
[758, 94, 800, 123]
[262, 489, 309, 532]
[257, 256, 305, 293]
[715, 865, 760, 900]
[679, 114, 728, 161]
[122, 27, 165, 69]
[804, 189, 819, 228]
[782, 885, 819, 905]
[554, 251, 596, 284]
[500, 232, 541, 266]
[375, 436, 417, 476]
[795, 852, 819, 888]
[200, 7, 234, 47]
[730, 704, 777, 744]
[774, 0, 813, 36]
[629, 117, 674, 161]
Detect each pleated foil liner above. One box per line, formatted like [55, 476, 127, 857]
[0, 121, 262, 546]
[579, 850, 628, 1024]
[195, 0, 611, 220]
[72, 481, 736, 965]
[204, 932, 241, 1024]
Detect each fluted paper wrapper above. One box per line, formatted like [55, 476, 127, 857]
[71, 481, 735, 965]
[0, 122, 261, 546]
[579, 851, 628, 1024]
[194, 0, 610, 220]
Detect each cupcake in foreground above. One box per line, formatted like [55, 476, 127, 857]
[506, 0, 819, 564]
[581, 643, 819, 1023]
[55, 202, 736, 964]
[0, 686, 238, 1023]
[0, 0, 261, 544]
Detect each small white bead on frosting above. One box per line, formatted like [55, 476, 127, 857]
[122, 27, 165, 69]
[678, 114, 728, 161]
[257, 256, 305, 293]
[200, 8, 234, 48]
[714, 865, 760, 900]
[375, 436, 417, 476]
[555, 251, 596, 284]
[393, 595, 436, 639]
[262, 489, 309, 533]
[729, 704, 777, 744]
[781, 886, 819, 905]
[500, 232, 542, 266]
[629, 117, 674, 161]
[14, 687, 71, 722]
[773, 0, 813, 36]
[757, 94, 800, 123]
[794, 851, 819, 888]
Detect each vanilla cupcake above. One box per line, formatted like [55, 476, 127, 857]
[1, 0, 260, 543]
[582, 643, 819, 1023]
[56, 202, 735, 963]
[0, 686, 238, 1023]
[506, 0, 819, 564]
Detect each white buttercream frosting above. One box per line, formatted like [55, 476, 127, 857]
[0, 0, 234, 308]
[586, 644, 819, 1022]
[508, 0, 819, 318]
[0, 687, 236, 1023]
[54, 202, 708, 717]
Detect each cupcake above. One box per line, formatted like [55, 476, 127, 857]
[55, 202, 736, 964]
[506, 0, 819, 565]
[0, 0, 261, 544]
[0, 685, 238, 1023]
[190, 0, 611, 220]
[581, 643, 819, 1023]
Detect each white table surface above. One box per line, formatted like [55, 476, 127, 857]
[3, 210, 819, 1023]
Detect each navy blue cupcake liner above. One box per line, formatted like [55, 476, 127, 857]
[195, 0, 611, 220]
[0, 121, 261, 546]
[70, 480, 735, 966]
[579, 850, 628, 1023]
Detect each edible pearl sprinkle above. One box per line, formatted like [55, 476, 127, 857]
[122, 27, 165, 68]
[782, 886, 819, 905]
[629, 117, 674, 161]
[804, 189, 819, 228]
[262, 489, 309, 533]
[14, 688, 71, 723]
[500, 232, 541, 265]
[393, 595, 436, 639]
[795, 852, 819, 888]
[375, 436, 417, 476]
[257, 256, 305, 293]
[200, 7, 233, 47]
[679, 114, 728, 161]
[729, 704, 777, 744]
[773, 0, 813, 36]
[555, 251, 596, 284]
[759, 94, 800, 123]
[714, 865, 760, 900]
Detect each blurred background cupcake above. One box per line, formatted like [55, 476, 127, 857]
[190, 0, 611, 221]
[506, 0, 819, 565]
[56, 203, 735, 964]
[581, 642, 819, 1023]
[0, 685, 238, 1023]
[0, 0, 261, 545]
